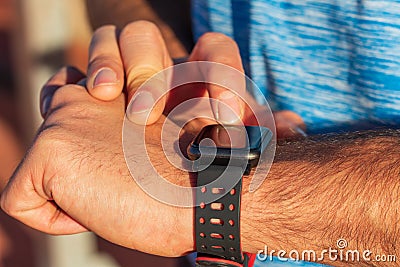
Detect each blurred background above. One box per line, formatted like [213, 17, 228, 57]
[0, 0, 190, 266]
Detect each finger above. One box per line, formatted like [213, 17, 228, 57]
[189, 33, 246, 125]
[0, 157, 88, 235]
[274, 110, 307, 139]
[40, 66, 85, 118]
[119, 21, 172, 125]
[86, 25, 124, 101]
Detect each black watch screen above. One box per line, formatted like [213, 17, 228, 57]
[188, 124, 272, 168]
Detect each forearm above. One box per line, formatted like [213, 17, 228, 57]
[241, 129, 400, 266]
[85, 0, 192, 57]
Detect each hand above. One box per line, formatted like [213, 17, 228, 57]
[84, 21, 246, 126]
[84, 21, 305, 138]
[1, 67, 194, 256]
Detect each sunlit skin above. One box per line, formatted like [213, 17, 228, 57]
[2, 21, 397, 267]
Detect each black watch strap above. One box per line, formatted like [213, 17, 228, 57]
[195, 164, 245, 266]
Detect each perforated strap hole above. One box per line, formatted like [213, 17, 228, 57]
[199, 232, 206, 238]
[229, 234, 235, 240]
[229, 204, 235, 211]
[199, 217, 205, 224]
[228, 219, 235, 226]
[200, 202, 206, 209]
[210, 218, 224, 225]
[230, 257, 236, 261]
[201, 245, 207, 250]
[211, 203, 224, 210]
[201, 187, 207, 193]
[212, 188, 225, 194]
[230, 189, 236, 195]
[211, 245, 225, 252]
[229, 247, 236, 252]
[210, 233, 224, 239]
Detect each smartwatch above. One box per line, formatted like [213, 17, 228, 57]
[188, 124, 272, 267]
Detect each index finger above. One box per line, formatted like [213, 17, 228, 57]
[119, 21, 172, 125]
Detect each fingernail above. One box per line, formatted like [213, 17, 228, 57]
[288, 126, 308, 137]
[41, 94, 52, 117]
[128, 91, 155, 115]
[292, 126, 308, 137]
[93, 68, 117, 87]
[216, 91, 242, 124]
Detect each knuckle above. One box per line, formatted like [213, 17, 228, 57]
[43, 96, 105, 132]
[0, 193, 15, 216]
[195, 33, 240, 65]
[45, 102, 95, 128]
[90, 25, 117, 50]
[43, 85, 89, 119]
[126, 64, 160, 79]
[211, 55, 238, 67]
[0, 195, 7, 213]
[40, 66, 75, 95]
[125, 64, 161, 90]
[36, 114, 84, 160]
[37, 129, 70, 157]
[120, 20, 161, 41]
[51, 84, 83, 107]
[198, 32, 237, 47]
[34, 121, 65, 151]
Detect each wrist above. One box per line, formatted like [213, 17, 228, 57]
[177, 204, 195, 254]
[240, 172, 276, 254]
[241, 176, 258, 253]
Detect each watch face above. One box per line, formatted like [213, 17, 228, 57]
[194, 125, 248, 149]
[188, 124, 272, 167]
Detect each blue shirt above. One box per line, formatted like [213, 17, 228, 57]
[192, 0, 400, 134]
[191, 1, 400, 266]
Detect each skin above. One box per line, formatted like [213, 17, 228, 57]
[1, 4, 399, 267]
[1, 65, 399, 267]
[2, 66, 193, 256]
[84, 21, 304, 132]
[85, 22, 250, 127]
[85, 0, 193, 58]
[84, 1, 305, 135]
